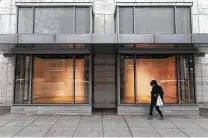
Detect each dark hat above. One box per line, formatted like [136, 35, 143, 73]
[150, 80, 157, 86]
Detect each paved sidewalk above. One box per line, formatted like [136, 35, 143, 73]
[0, 114, 208, 137]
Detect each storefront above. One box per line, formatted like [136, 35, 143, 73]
[1, 2, 207, 115]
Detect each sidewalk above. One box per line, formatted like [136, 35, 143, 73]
[0, 114, 208, 137]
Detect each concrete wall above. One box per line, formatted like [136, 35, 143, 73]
[0, 0, 208, 108]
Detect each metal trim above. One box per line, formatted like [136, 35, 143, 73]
[73, 54, 75, 104]
[134, 54, 137, 104]
[90, 6, 93, 35]
[73, 6, 76, 34]
[10, 48, 91, 54]
[118, 34, 155, 43]
[32, 7, 35, 34]
[16, 2, 93, 7]
[55, 34, 92, 43]
[117, 7, 120, 38]
[117, 54, 120, 105]
[176, 54, 181, 104]
[13, 55, 17, 104]
[133, 6, 135, 34]
[12, 103, 91, 106]
[29, 54, 32, 104]
[174, 6, 177, 33]
[18, 34, 55, 44]
[116, 2, 193, 7]
[155, 34, 192, 43]
[89, 54, 92, 105]
[16, 7, 19, 34]
[190, 6, 193, 34]
[118, 48, 198, 54]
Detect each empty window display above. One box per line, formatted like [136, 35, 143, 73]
[120, 54, 195, 104]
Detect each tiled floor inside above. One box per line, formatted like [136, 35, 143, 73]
[0, 112, 208, 137]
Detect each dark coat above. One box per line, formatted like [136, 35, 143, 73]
[151, 85, 164, 105]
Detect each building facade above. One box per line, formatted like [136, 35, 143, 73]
[0, 0, 208, 115]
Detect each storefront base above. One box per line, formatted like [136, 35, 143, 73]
[118, 105, 199, 116]
[11, 105, 92, 115]
[0, 106, 10, 115]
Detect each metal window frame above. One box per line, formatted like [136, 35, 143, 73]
[29, 54, 32, 104]
[13, 55, 17, 104]
[17, 5, 93, 35]
[16, 7, 19, 34]
[174, 6, 177, 33]
[118, 52, 197, 105]
[116, 5, 192, 34]
[13, 53, 92, 105]
[176, 54, 181, 104]
[73, 54, 75, 104]
[192, 55, 197, 103]
[134, 54, 137, 104]
[117, 54, 120, 105]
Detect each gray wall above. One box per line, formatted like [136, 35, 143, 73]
[94, 55, 115, 108]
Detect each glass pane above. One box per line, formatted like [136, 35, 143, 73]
[75, 55, 89, 103]
[119, 7, 133, 33]
[15, 55, 31, 104]
[179, 55, 195, 103]
[32, 55, 73, 104]
[34, 7, 73, 34]
[176, 7, 191, 33]
[18, 8, 33, 34]
[135, 7, 175, 33]
[75, 7, 90, 34]
[136, 55, 177, 104]
[120, 55, 135, 103]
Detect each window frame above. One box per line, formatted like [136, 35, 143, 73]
[16, 6, 93, 34]
[117, 5, 192, 34]
[14, 53, 91, 105]
[119, 53, 196, 105]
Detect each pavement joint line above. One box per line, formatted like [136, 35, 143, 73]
[189, 118, 208, 132]
[0, 114, 22, 128]
[102, 109, 104, 137]
[43, 115, 62, 137]
[167, 117, 189, 137]
[145, 117, 162, 137]
[11, 114, 41, 137]
[122, 115, 133, 137]
[72, 115, 83, 137]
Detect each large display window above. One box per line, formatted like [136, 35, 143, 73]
[120, 54, 195, 104]
[14, 54, 90, 104]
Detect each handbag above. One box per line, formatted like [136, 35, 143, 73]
[156, 95, 164, 106]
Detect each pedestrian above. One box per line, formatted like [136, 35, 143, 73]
[148, 80, 164, 120]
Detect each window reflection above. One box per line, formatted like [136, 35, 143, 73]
[75, 55, 89, 104]
[179, 55, 195, 103]
[32, 55, 89, 104]
[136, 55, 177, 104]
[15, 55, 31, 104]
[121, 55, 178, 104]
[120, 56, 135, 104]
[32, 55, 74, 104]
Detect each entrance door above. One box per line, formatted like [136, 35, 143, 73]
[93, 55, 116, 108]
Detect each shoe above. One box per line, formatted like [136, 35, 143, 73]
[147, 116, 153, 120]
[160, 117, 164, 120]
